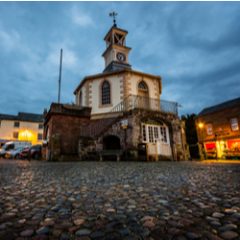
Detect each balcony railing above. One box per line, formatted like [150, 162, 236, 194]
[111, 95, 178, 115]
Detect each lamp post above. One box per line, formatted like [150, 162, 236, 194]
[198, 122, 204, 160]
[215, 133, 218, 160]
[120, 119, 128, 160]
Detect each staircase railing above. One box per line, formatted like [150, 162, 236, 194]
[80, 117, 121, 138]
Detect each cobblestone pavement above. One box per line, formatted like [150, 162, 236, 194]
[0, 160, 240, 240]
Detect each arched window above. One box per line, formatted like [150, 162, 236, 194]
[102, 80, 111, 105]
[138, 80, 149, 109]
[138, 81, 148, 91]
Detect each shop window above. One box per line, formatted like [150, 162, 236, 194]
[14, 121, 20, 128]
[230, 118, 239, 131]
[13, 132, 19, 139]
[206, 124, 213, 135]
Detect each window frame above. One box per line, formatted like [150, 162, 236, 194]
[38, 133, 43, 141]
[14, 121, 20, 128]
[13, 131, 19, 139]
[141, 123, 169, 144]
[206, 123, 213, 136]
[101, 80, 111, 106]
[230, 118, 239, 131]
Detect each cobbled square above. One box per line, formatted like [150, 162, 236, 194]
[0, 160, 240, 240]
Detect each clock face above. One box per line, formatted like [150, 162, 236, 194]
[116, 52, 126, 62]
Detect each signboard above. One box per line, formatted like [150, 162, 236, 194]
[120, 119, 128, 129]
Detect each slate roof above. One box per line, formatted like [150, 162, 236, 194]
[0, 112, 43, 122]
[198, 97, 240, 116]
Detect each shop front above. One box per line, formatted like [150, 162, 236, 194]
[204, 138, 240, 159]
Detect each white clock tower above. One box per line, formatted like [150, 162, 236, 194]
[102, 12, 132, 72]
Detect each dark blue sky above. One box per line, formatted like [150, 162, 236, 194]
[0, 2, 240, 116]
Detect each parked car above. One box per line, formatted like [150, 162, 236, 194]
[19, 145, 42, 160]
[0, 141, 31, 158]
[5, 147, 25, 159]
[29, 145, 42, 160]
[19, 147, 31, 159]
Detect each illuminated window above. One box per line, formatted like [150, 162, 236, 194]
[14, 121, 20, 128]
[38, 124, 43, 129]
[13, 132, 19, 139]
[206, 124, 213, 135]
[230, 118, 239, 131]
[38, 133, 43, 140]
[102, 80, 111, 105]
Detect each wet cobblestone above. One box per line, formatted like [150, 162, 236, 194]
[0, 160, 239, 239]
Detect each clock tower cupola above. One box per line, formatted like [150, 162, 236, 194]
[102, 12, 132, 72]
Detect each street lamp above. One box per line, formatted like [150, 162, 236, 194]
[197, 122, 204, 160]
[198, 122, 204, 129]
[120, 119, 128, 160]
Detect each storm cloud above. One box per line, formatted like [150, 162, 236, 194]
[0, 2, 239, 116]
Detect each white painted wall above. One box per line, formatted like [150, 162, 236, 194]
[75, 72, 161, 116]
[90, 75, 123, 115]
[81, 86, 87, 106]
[127, 74, 160, 99]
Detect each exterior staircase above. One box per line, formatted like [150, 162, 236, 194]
[80, 116, 122, 138]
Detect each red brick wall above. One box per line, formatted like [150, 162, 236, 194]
[196, 105, 240, 142]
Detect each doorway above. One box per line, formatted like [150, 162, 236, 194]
[103, 135, 121, 150]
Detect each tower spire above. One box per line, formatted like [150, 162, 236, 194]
[109, 11, 118, 27]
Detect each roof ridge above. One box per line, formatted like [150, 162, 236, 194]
[199, 97, 240, 116]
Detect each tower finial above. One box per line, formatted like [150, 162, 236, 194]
[109, 11, 118, 27]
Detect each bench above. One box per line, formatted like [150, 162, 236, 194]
[98, 150, 123, 161]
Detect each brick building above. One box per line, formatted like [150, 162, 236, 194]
[196, 97, 240, 159]
[44, 21, 187, 161]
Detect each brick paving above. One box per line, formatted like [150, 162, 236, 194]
[0, 160, 239, 240]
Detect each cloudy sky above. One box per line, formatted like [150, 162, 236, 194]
[0, 2, 240, 116]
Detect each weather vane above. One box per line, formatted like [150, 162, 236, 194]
[109, 11, 118, 27]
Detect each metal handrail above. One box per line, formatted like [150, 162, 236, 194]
[111, 95, 178, 115]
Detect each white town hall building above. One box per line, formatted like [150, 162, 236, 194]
[44, 18, 187, 161]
